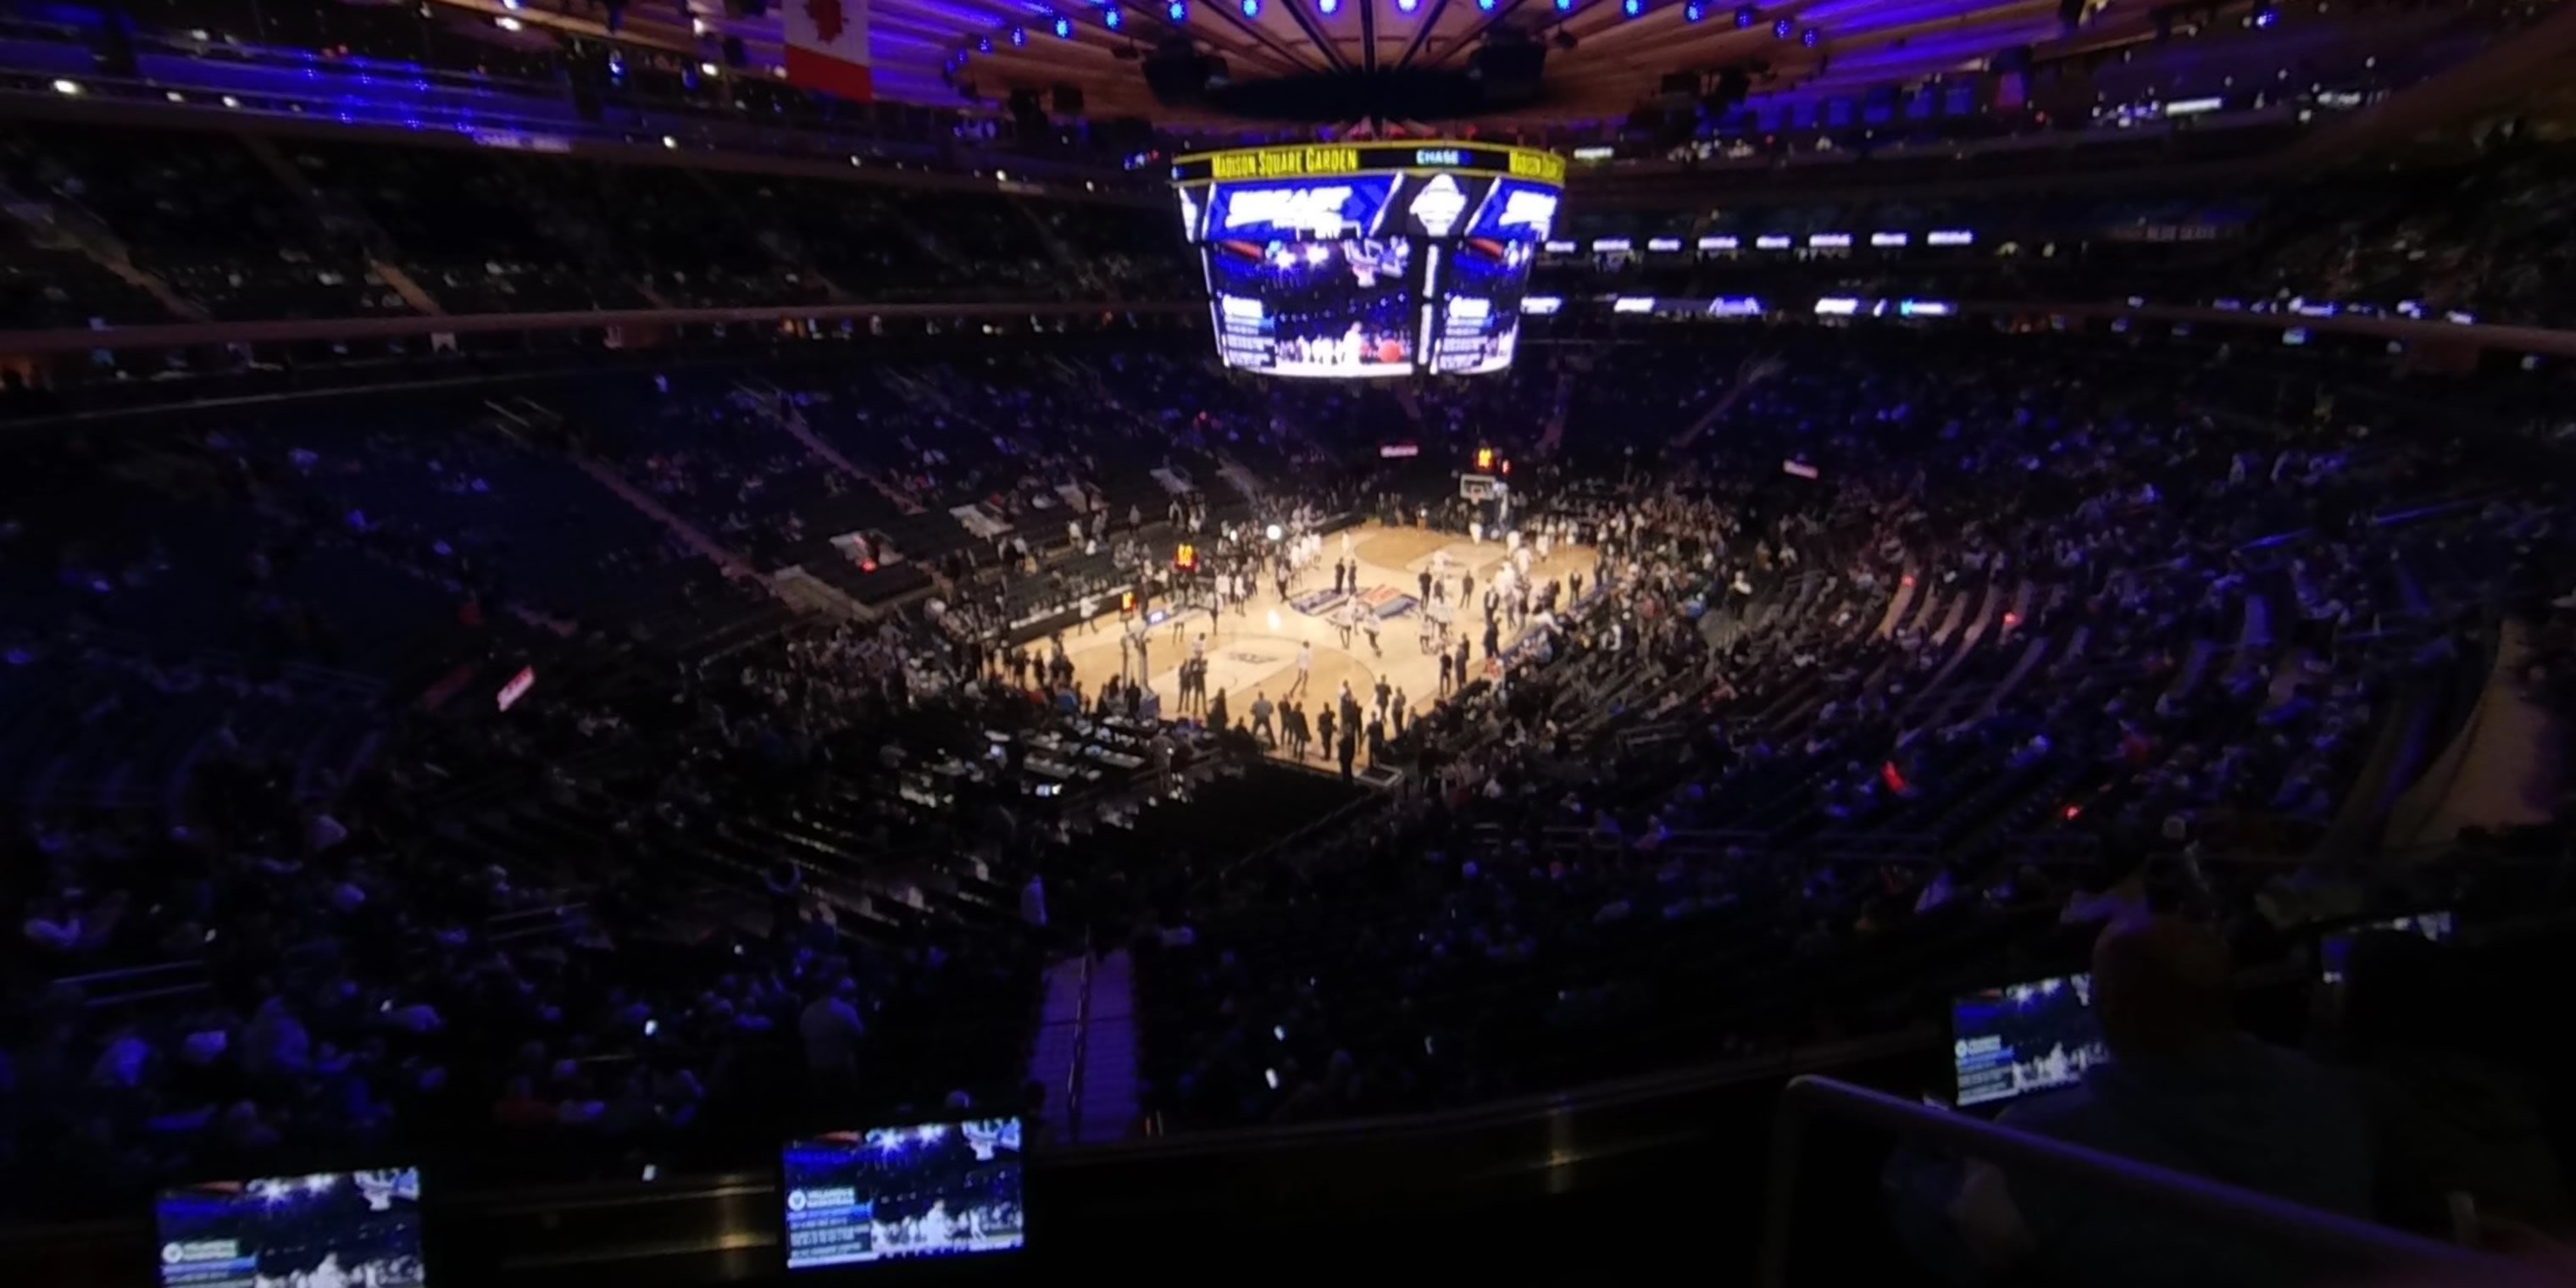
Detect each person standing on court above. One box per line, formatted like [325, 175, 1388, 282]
[1251, 691, 1274, 745]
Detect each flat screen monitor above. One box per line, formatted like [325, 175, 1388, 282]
[782, 1119, 1025, 1270]
[2319, 908, 2456, 982]
[155, 1169, 427, 1288]
[1951, 974, 2109, 1108]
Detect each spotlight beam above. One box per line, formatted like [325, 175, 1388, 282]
[1203, 0, 1336, 75]
[1391, 0, 1453, 69]
[1410, 0, 1535, 69]
[1278, 0, 1356, 72]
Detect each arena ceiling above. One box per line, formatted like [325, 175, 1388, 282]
[437, 0, 2177, 129]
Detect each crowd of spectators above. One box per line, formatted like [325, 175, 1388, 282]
[0, 315, 2567, 1279]
[5, 115, 2576, 335]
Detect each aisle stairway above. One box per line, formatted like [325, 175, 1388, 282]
[1029, 951, 1141, 1144]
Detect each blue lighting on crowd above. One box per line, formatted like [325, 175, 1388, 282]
[977, 35, 993, 51]
[1772, 15, 1790, 36]
[1010, 25, 1026, 44]
[1735, 3, 1756, 25]
[1800, 24, 1818, 44]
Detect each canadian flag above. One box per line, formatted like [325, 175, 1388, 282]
[783, 0, 874, 102]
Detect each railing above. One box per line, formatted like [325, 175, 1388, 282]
[1756, 1075, 2494, 1287]
[1064, 944, 1096, 1146]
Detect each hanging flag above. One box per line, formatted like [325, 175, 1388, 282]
[783, 0, 874, 102]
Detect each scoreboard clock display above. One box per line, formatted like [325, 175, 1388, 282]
[1173, 142, 1565, 378]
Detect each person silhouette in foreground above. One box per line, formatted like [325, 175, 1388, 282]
[1945, 915, 2375, 1288]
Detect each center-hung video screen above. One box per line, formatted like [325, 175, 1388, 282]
[1206, 237, 1418, 377]
[1174, 147, 1563, 378]
[781, 1119, 1025, 1270]
[1951, 974, 2110, 1108]
[155, 1169, 427, 1288]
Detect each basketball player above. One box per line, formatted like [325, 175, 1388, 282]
[1294, 641, 1313, 696]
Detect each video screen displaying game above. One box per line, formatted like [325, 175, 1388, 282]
[156, 1169, 427, 1288]
[1173, 144, 1563, 378]
[1203, 237, 1417, 377]
[2319, 908, 2456, 982]
[1428, 238, 1535, 375]
[781, 1119, 1025, 1270]
[1951, 974, 2110, 1108]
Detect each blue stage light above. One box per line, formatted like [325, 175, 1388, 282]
[1241, 0, 1258, 14]
[1396, 0, 1418, 12]
[1800, 24, 1818, 44]
[1054, 15, 1072, 35]
[1010, 25, 1026, 44]
[1168, 0, 1185, 18]
[1772, 15, 1790, 36]
[1623, 0, 1641, 15]
[1320, 0, 1340, 11]
[1104, 4, 1122, 26]
[1685, 3, 1703, 19]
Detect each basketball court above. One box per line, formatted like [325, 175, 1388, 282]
[1053, 520, 1598, 763]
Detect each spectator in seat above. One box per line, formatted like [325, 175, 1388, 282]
[799, 974, 866, 1095]
[1945, 916, 2374, 1288]
[2338, 933, 2568, 1238]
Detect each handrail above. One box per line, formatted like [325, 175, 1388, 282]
[1063, 944, 1096, 1146]
[1755, 1075, 2494, 1287]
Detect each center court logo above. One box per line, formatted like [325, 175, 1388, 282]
[1222, 649, 1281, 666]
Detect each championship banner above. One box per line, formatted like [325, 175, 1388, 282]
[783, 0, 874, 102]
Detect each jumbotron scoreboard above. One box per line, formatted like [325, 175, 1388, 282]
[1171, 142, 1566, 379]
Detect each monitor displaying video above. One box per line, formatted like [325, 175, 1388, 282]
[2319, 908, 2456, 983]
[1951, 974, 2109, 1108]
[781, 1119, 1025, 1270]
[156, 1169, 427, 1288]
[1204, 237, 1417, 378]
[1427, 238, 1535, 375]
